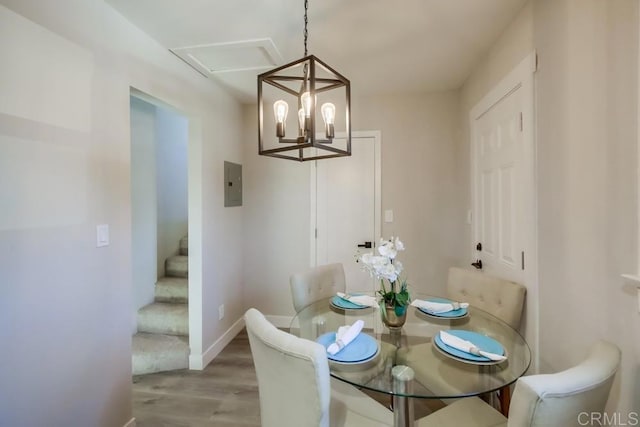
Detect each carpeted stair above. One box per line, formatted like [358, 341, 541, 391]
[132, 235, 189, 375]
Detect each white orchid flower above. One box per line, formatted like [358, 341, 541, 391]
[357, 236, 407, 285]
[380, 263, 399, 282]
[394, 261, 403, 275]
[360, 252, 374, 265]
[378, 240, 397, 259]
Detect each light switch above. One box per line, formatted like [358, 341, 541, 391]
[384, 210, 394, 223]
[97, 224, 109, 247]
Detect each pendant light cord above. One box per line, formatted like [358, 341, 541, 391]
[303, 0, 309, 56]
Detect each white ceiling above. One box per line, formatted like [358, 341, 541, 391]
[106, 0, 528, 103]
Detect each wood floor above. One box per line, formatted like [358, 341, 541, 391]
[132, 328, 440, 426]
[132, 329, 260, 427]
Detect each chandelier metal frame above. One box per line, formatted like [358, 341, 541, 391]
[257, 0, 351, 161]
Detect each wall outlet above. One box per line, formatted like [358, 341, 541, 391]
[218, 304, 225, 320]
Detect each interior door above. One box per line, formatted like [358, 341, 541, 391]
[313, 133, 380, 293]
[472, 87, 525, 284]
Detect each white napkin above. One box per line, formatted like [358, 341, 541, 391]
[411, 299, 469, 313]
[336, 292, 378, 308]
[439, 330, 507, 362]
[327, 320, 364, 355]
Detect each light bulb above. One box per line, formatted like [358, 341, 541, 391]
[321, 103, 335, 125]
[299, 92, 314, 135]
[321, 103, 335, 139]
[300, 92, 312, 117]
[298, 108, 306, 137]
[274, 100, 288, 122]
[273, 100, 288, 138]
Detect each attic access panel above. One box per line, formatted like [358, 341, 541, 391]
[171, 39, 282, 75]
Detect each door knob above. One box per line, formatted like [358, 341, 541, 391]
[357, 241, 372, 249]
[471, 259, 483, 269]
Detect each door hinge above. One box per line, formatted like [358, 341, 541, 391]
[521, 251, 525, 270]
[519, 112, 523, 132]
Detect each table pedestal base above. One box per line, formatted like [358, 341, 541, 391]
[392, 365, 415, 427]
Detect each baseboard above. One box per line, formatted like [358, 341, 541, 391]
[189, 317, 245, 370]
[123, 417, 136, 427]
[265, 314, 293, 329]
[187, 314, 292, 370]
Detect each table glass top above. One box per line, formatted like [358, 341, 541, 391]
[289, 294, 531, 399]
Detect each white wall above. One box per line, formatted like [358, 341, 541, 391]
[533, 0, 639, 413]
[131, 96, 158, 320]
[0, 1, 244, 426]
[242, 105, 311, 318]
[242, 90, 465, 318]
[352, 92, 465, 296]
[461, 0, 639, 413]
[461, 2, 534, 118]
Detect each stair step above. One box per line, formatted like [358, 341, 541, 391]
[165, 255, 188, 278]
[132, 332, 189, 375]
[155, 277, 188, 303]
[137, 302, 188, 336]
[179, 235, 188, 256]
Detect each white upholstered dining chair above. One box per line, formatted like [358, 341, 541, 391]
[415, 340, 621, 427]
[446, 266, 527, 413]
[245, 308, 393, 427]
[289, 263, 398, 408]
[397, 267, 528, 410]
[290, 263, 346, 313]
[447, 267, 526, 330]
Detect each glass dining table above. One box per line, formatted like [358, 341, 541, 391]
[289, 293, 531, 427]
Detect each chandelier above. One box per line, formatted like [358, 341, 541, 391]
[257, 0, 351, 161]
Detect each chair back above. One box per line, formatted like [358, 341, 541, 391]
[447, 267, 526, 329]
[508, 340, 621, 427]
[244, 308, 331, 427]
[290, 263, 346, 312]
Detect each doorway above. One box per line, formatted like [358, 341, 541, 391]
[130, 94, 189, 319]
[310, 131, 382, 292]
[130, 91, 192, 375]
[471, 85, 525, 284]
[470, 52, 538, 371]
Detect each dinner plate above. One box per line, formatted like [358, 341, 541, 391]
[330, 294, 372, 310]
[415, 297, 468, 319]
[317, 331, 379, 364]
[433, 329, 506, 365]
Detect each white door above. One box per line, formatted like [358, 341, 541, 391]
[312, 132, 381, 293]
[472, 87, 525, 284]
[471, 53, 537, 371]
